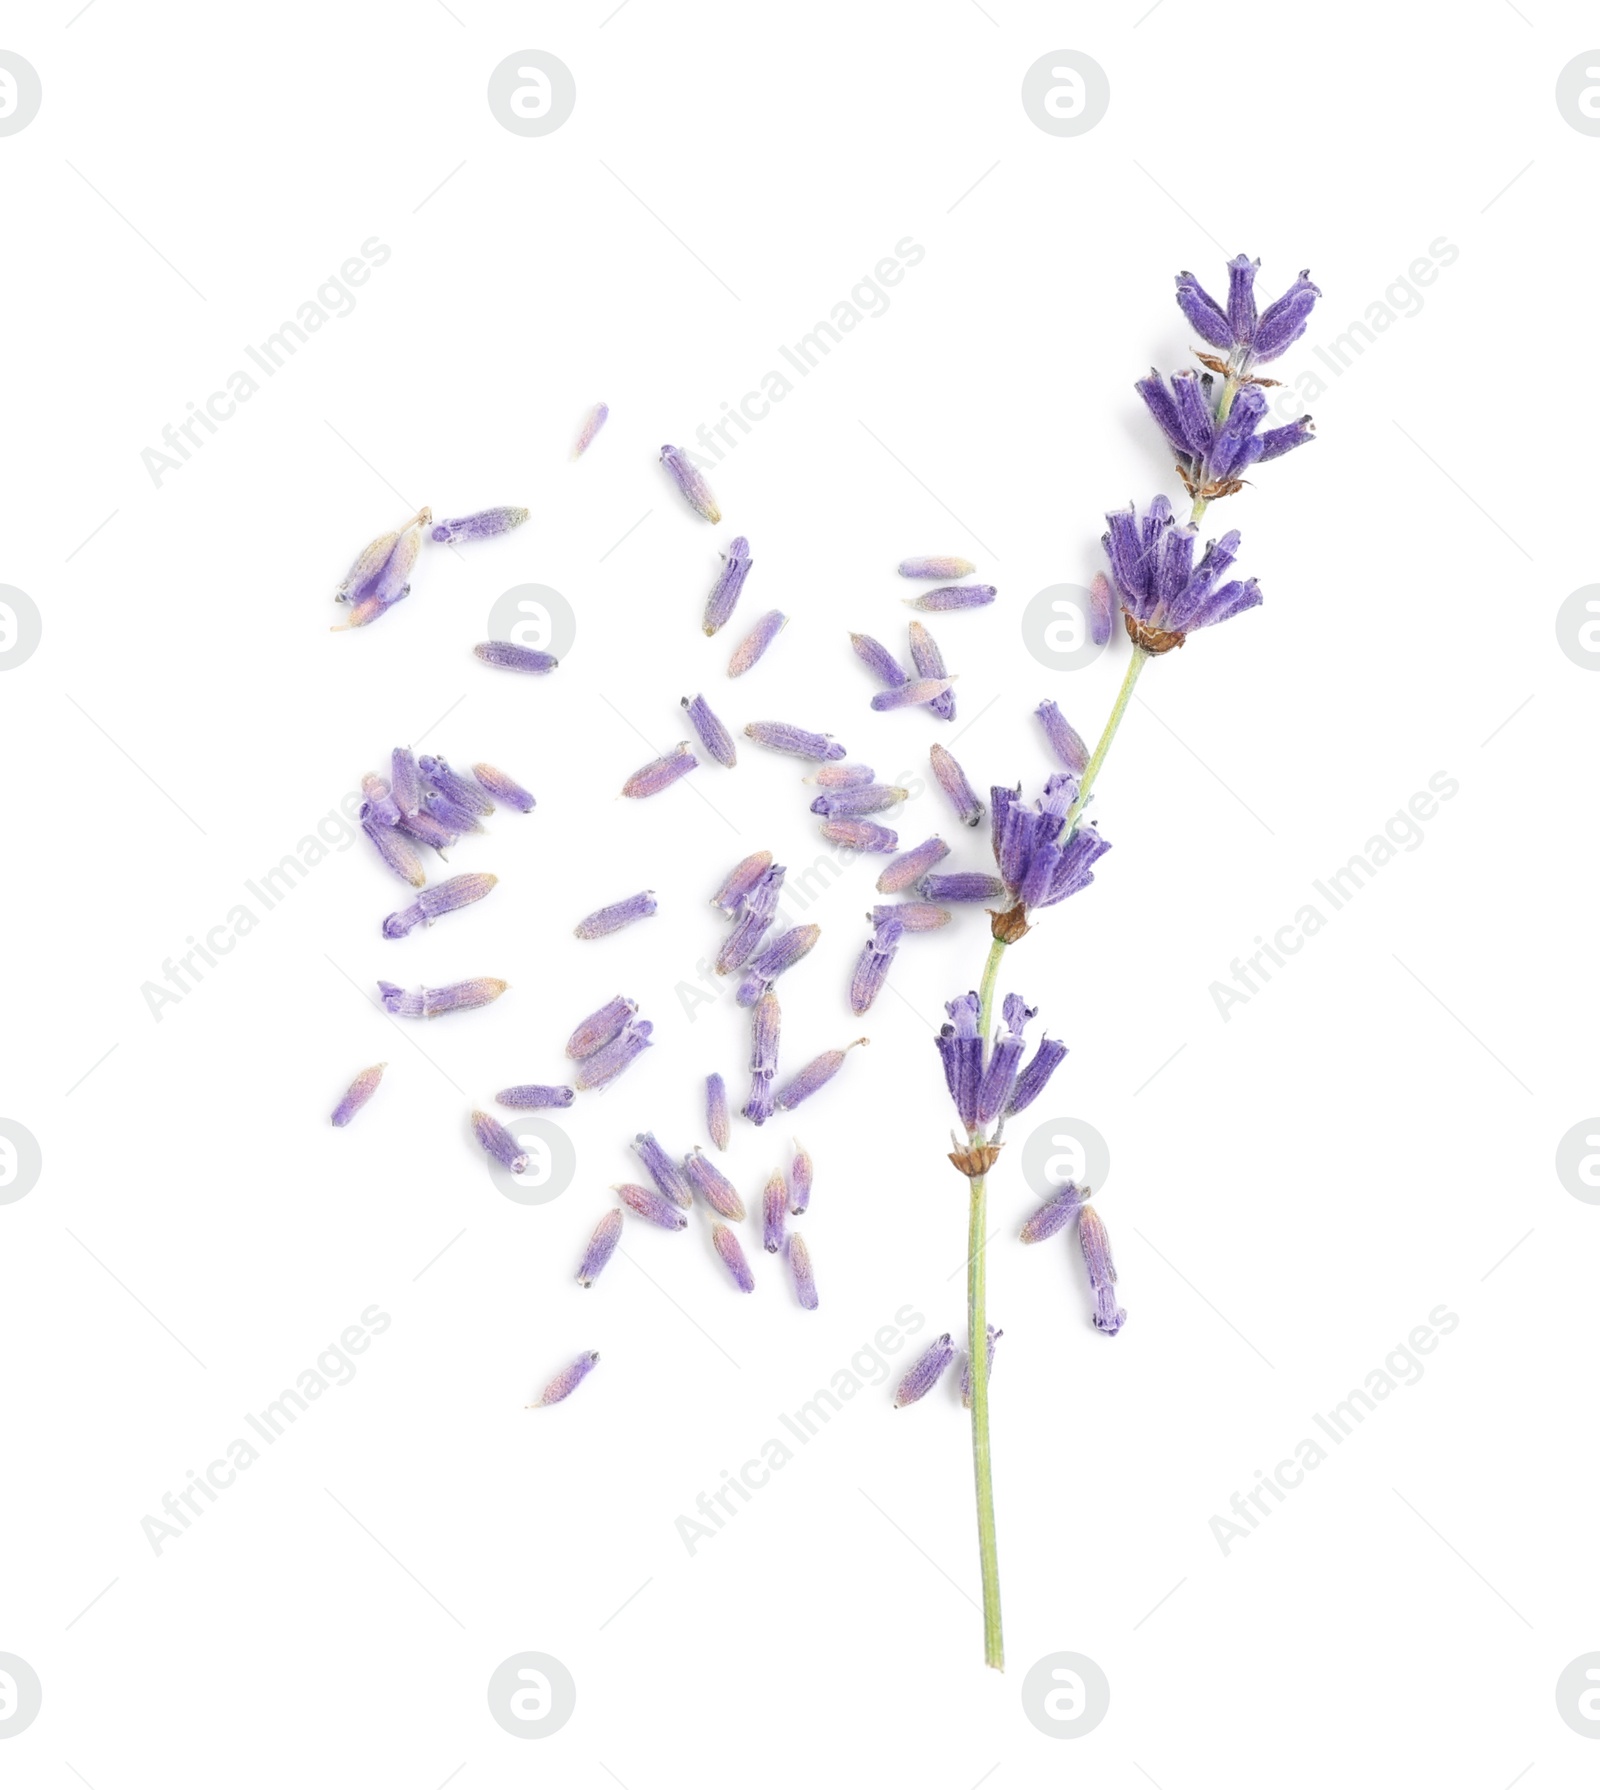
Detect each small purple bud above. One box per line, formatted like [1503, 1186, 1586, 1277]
[577, 1209, 623, 1286]
[573, 1020, 654, 1091]
[329, 583, 412, 630]
[871, 900, 951, 932]
[615, 1181, 689, 1230]
[472, 1109, 529, 1174]
[660, 444, 721, 523]
[762, 1171, 787, 1253]
[419, 756, 494, 816]
[1079, 1206, 1126, 1335]
[334, 509, 422, 602]
[894, 1333, 955, 1406]
[711, 1221, 755, 1293]
[567, 995, 637, 1059]
[633, 1132, 694, 1208]
[706, 1073, 731, 1150]
[574, 890, 658, 940]
[378, 977, 507, 1019]
[533, 1350, 599, 1406]
[362, 815, 426, 887]
[390, 746, 421, 818]
[1007, 1036, 1068, 1116]
[849, 631, 909, 689]
[682, 693, 737, 767]
[716, 867, 785, 974]
[809, 762, 876, 789]
[959, 1326, 1002, 1408]
[1035, 700, 1090, 775]
[727, 609, 787, 677]
[907, 621, 956, 721]
[474, 640, 559, 674]
[774, 1038, 867, 1111]
[712, 850, 774, 914]
[735, 924, 821, 1006]
[383, 871, 499, 938]
[395, 808, 454, 856]
[929, 744, 984, 828]
[744, 720, 846, 761]
[622, 742, 698, 798]
[331, 1062, 386, 1127]
[684, 1147, 747, 1221]
[361, 773, 400, 828]
[810, 785, 908, 818]
[703, 536, 753, 636]
[818, 819, 898, 853]
[497, 1084, 576, 1109]
[871, 677, 956, 713]
[849, 914, 903, 1016]
[1020, 1182, 1088, 1243]
[573, 401, 609, 457]
[744, 1075, 776, 1127]
[877, 835, 949, 893]
[898, 556, 976, 580]
[1089, 571, 1114, 646]
[422, 789, 483, 836]
[472, 763, 535, 812]
[787, 1233, 819, 1311]
[431, 506, 528, 545]
[751, 987, 781, 1080]
[788, 1140, 812, 1215]
[918, 872, 1006, 903]
[903, 584, 996, 613]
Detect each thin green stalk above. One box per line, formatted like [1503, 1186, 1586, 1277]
[1067, 647, 1148, 831]
[968, 933, 1008, 1669]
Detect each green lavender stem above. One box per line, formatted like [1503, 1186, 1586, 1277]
[1066, 646, 1148, 831]
[969, 932, 1009, 1670]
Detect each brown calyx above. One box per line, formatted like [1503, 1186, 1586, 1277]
[949, 1141, 1003, 1179]
[1193, 351, 1280, 387]
[1123, 612, 1186, 656]
[989, 902, 1031, 944]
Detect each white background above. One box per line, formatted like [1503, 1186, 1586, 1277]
[2, 2, 1595, 1784]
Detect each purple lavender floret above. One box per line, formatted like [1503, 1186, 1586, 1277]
[1006, 1033, 1067, 1117]
[735, 924, 821, 1007]
[818, 819, 897, 853]
[684, 1148, 747, 1221]
[877, 835, 949, 893]
[929, 743, 983, 828]
[728, 609, 786, 677]
[788, 1140, 812, 1215]
[431, 506, 528, 545]
[390, 747, 422, 818]
[992, 774, 1111, 912]
[918, 872, 1006, 904]
[633, 1132, 694, 1209]
[573, 1019, 653, 1091]
[472, 1109, 529, 1174]
[744, 988, 780, 1125]
[1135, 370, 1313, 504]
[472, 763, 535, 812]
[871, 900, 950, 932]
[1175, 255, 1321, 366]
[935, 992, 983, 1131]
[908, 621, 956, 721]
[975, 994, 1035, 1127]
[716, 865, 785, 974]
[577, 1209, 623, 1287]
[711, 1222, 755, 1292]
[383, 872, 499, 938]
[712, 850, 774, 914]
[1035, 700, 1089, 775]
[395, 809, 454, 856]
[809, 784, 907, 819]
[894, 1333, 955, 1407]
[849, 913, 903, 1016]
[567, 995, 637, 1059]
[809, 763, 875, 790]
[1078, 1206, 1126, 1335]
[871, 677, 956, 713]
[378, 976, 507, 1019]
[1020, 1182, 1087, 1243]
[744, 720, 847, 762]
[361, 773, 400, 829]
[362, 812, 426, 887]
[474, 640, 559, 674]
[423, 789, 484, 836]
[574, 891, 658, 940]
[622, 742, 698, 799]
[574, 401, 609, 458]
[703, 536, 752, 636]
[497, 1084, 576, 1109]
[774, 1039, 865, 1111]
[419, 756, 494, 816]
[849, 631, 908, 690]
[763, 1171, 787, 1254]
[661, 444, 721, 523]
[903, 584, 996, 613]
[787, 1233, 818, 1311]
[683, 693, 737, 767]
[959, 1326, 1002, 1408]
[706, 1073, 731, 1150]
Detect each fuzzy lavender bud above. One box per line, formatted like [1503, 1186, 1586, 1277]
[877, 836, 949, 893]
[787, 1233, 818, 1310]
[898, 556, 975, 580]
[903, 584, 995, 612]
[684, 1146, 747, 1221]
[744, 720, 847, 761]
[762, 1171, 787, 1254]
[871, 900, 950, 931]
[574, 891, 658, 940]
[1019, 1182, 1088, 1243]
[567, 995, 637, 1059]
[682, 693, 737, 767]
[706, 1073, 731, 1150]
[711, 1221, 755, 1292]
[472, 763, 535, 812]
[727, 609, 786, 677]
[577, 1209, 623, 1286]
[894, 1333, 955, 1407]
[1035, 700, 1089, 774]
[661, 444, 721, 523]
[534, 1350, 599, 1406]
[573, 402, 608, 457]
[788, 1140, 812, 1215]
[735, 924, 821, 1006]
[431, 506, 528, 545]
[472, 1109, 529, 1174]
[496, 1084, 575, 1109]
[774, 1038, 867, 1111]
[474, 640, 559, 674]
[362, 814, 426, 888]
[818, 819, 898, 853]
[703, 536, 753, 636]
[919, 872, 1006, 903]
[615, 1181, 690, 1230]
[633, 1132, 694, 1209]
[383, 872, 499, 939]
[622, 742, 698, 798]
[712, 851, 774, 914]
[1078, 1206, 1126, 1336]
[378, 977, 507, 1019]
[849, 631, 908, 691]
[809, 785, 908, 819]
[331, 1063, 385, 1127]
[929, 743, 983, 828]
[849, 914, 902, 1016]
[573, 1020, 654, 1091]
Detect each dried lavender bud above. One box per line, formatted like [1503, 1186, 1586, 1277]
[877, 836, 949, 893]
[706, 1073, 731, 1150]
[383, 872, 499, 939]
[703, 536, 753, 636]
[907, 621, 956, 721]
[744, 720, 846, 761]
[919, 872, 1006, 903]
[929, 743, 984, 827]
[849, 631, 909, 690]
[472, 762, 535, 812]
[497, 1083, 576, 1109]
[682, 694, 737, 767]
[335, 513, 411, 601]
[474, 640, 559, 674]
[711, 1221, 755, 1292]
[1007, 1035, 1067, 1116]
[566, 995, 636, 1059]
[422, 789, 483, 836]
[1089, 570, 1114, 646]
[533, 1350, 599, 1406]
[894, 1333, 954, 1407]
[1020, 1182, 1088, 1243]
[574, 891, 658, 940]
[431, 506, 528, 545]
[1079, 1206, 1126, 1335]
[976, 994, 1035, 1126]
[472, 1109, 529, 1173]
[574, 401, 608, 457]
[727, 609, 786, 676]
[716, 867, 785, 974]
[329, 584, 412, 631]
[787, 1140, 813, 1215]
[850, 914, 903, 1016]
[684, 1147, 747, 1221]
[871, 900, 951, 932]
[395, 809, 454, 855]
[390, 746, 421, 818]
[660, 444, 721, 523]
[809, 762, 876, 789]
[774, 1038, 867, 1110]
[633, 1132, 694, 1209]
[818, 819, 898, 853]
[615, 1181, 689, 1230]
[898, 556, 975, 580]
[735, 924, 821, 1006]
[751, 987, 781, 1079]
[1035, 700, 1090, 775]
[361, 773, 400, 828]
[573, 1020, 654, 1091]
[419, 756, 494, 816]
[959, 1326, 1002, 1407]
[622, 742, 697, 798]
[335, 507, 429, 604]
[810, 784, 908, 819]
[787, 1232, 818, 1310]
[331, 1062, 385, 1127]
[903, 584, 996, 612]
[762, 1170, 787, 1253]
[577, 1209, 623, 1287]
[362, 815, 426, 887]
[744, 1073, 774, 1128]
[871, 677, 956, 713]
[712, 850, 774, 914]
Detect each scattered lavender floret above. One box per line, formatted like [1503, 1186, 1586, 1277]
[930, 743, 984, 828]
[959, 1327, 1002, 1407]
[716, 865, 785, 974]
[774, 1038, 867, 1111]
[895, 1333, 955, 1407]
[787, 1140, 812, 1215]
[877, 836, 949, 893]
[683, 694, 737, 767]
[331, 1063, 385, 1127]
[361, 773, 400, 828]
[899, 556, 976, 580]
[395, 809, 454, 856]
[419, 756, 494, 815]
[616, 1181, 689, 1230]
[331, 584, 412, 631]
[762, 1171, 787, 1254]
[712, 850, 774, 914]
[787, 1233, 818, 1310]
[474, 641, 559, 674]
[744, 721, 846, 761]
[711, 1222, 756, 1293]
[633, 1132, 694, 1209]
[1078, 1206, 1126, 1335]
[818, 819, 897, 853]
[574, 401, 609, 457]
[622, 742, 698, 798]
[810, 784, 907, 818]
[872, 900, 950, 932]
[423, 789, 483, 836]
[497, 1084, 576, 1109]
[703, 537, 753, 636]
[335, 509, 427, 603]
[574, 891, 658, 940]
[903, 584, 996, 613]
[577, 1209, 623, 1287]
[391, 747, 422, 818]
[706, 1073, 731, 1151]
[1020, 1182, 1088, 1243]
[850, 913, 903, 1016]
[472, 1109, 529, 1174]
[431, 506, 528, 545]
[684, 1147, 747, 1221]
[566, 995, 637, 1059]
[728, 610, 786, 676]
[919, 872, 1006, 903]
[361, 814, 426, 887]
[907, 621, 956, 721]
[574, 1020, 654, 1090]
[472, 763, 535, 812]
[871, 677, 956, 713]
[744, 988, 780, 1125]
[1035, 700, 1090, 774]
[735, 923, 821, 1007]
[661, 444, 721, 523]
[384, 872, 499, 938]
[1089, 571, 1114, 646]
[809, 763, 876, 789]
[533, 1350, 599, 1406]
[849, 631, 909, 691]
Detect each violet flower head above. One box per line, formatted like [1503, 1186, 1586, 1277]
[1136, 369, 1313, 504]
[1174, 255, 1321, 366]
[774, 1038, 867, 1111]
[975, 994, 1035, 1127]
[661, 444, 721, 523]
[744, 720, 846, 762]
[703, 537, 753, 636]
[378, 977, 507, 1019]
[871, 677, 956, 713]
[894, 1333, 955, 1407]
[1020, 1182, 1088, 1244]
[849, 631, 908, 691]
[762, 1170, 787, 1254]
[615, 1181, 689, 1230]
[1101, 494, 1261, 648]
[903, 584, 996, 613]
[849, 912, 902, 1016]
[682, 693, 737, 767]
[431, 506, 528, 545]
[684, 1147, 747, 1221]
[1006, 1029, 1067, 1117]
[472, 1109, 529, 1175]
[1078, 1205, 1126, 1336]
[992, 775, 1111, 915]
[383, 872, 499, 939]
[711, 1222, 756, 1293]
[334, 507, 428, 606]
[788, 1140, 812, 1215]
[577, 1209, 623, 1286]
[935, 992, 984, 1133]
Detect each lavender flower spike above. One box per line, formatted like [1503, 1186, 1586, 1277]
[728, 609, 786, 677]
[703, 536, 753, 636]
[762, 1170, 787, 1254]
[573, 401, 609, 457]
[432, 506, 528, 545]
[908, 621, 956, 721]
[567, 995, 637, 1059]
[1078, 1205, 1126, 1335]
[574, 891, 658, 940]
[682, 693, 737, 767]
[633, 1132, 693, 1208]
[622, 741, 698, 798]
[899, 556, 976, 580]
[929, 743, 984, 828]
[661, 444, 721, 523]
[872, 677, 956, 713]
[706, 1073, 731, 1150]
[573, 1020, 654, 1090]
[787, 1233, 819, 1310]
[615, 1181, 689, 1230]
[712, 850, 774, 914]
[472, 763, 535, 812]
[904, 584, 996, 613]
[533, 1350, 599, 1407]
[735, 923, 822, 1006]
[1020, 1182, 1088, 1244]
[474, 641, 559, 674]
[788, 1140, 812, 1215]
[577, 1209, 623, 1286]
[775, 1038, 868, 1111]
[810, 784, 907, 819]
[877, 835, 949, 893]
[873, 900, 951, 931]
[849, 631, 909, 691]
[1035, 700, 1090, 775]
[472, 1109, 529, 1174]
[377, 976, 509, 1020]
[850, 913, 903, 1016]
[919, 872, 1006, 904]
[684, 1147, 747, 1221]
[894, 1333, 955, 1407]
[744, 720, 846, 761]
[810, 763, 876, 789]
[819, 818, 898, 853]
[331, 1063, 385, 1127]
[362, 813, 426, 888]
[959, 1327, 1002, 1408]
[711, 1222, 756, 1293]
[497, 1084, 575, 1109]
[384, 872, 499, 939]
